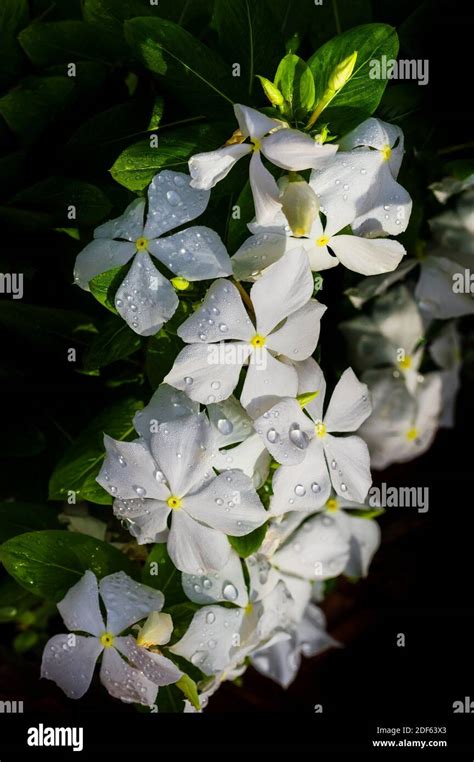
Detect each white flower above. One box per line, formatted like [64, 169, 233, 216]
[232, 202, 406, 281]
[429, 321, 461, 428]
[341, 285, 425, 394]
[310, 117, 412, 236]
[41, 571, 181, 703]
[251, 604, 339, 688]
[189, 104, 337, 225]
[170, 579, 294, 677]
[358, 370, 443, 469]
[254, 362, 372, 513]
[74, 170, 231, 335]
[164, 249, 326, 410]
[97, 413, 267, 574]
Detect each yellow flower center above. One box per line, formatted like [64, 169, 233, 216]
[100, 632, 115, 648]
[381, 144, 392, 161]
[135, 237, 149, 251]
[171, 276, 190, 291]
[398, 355, 412, 370]
[250, 138, 262, 152]
[244, 603, 254, 615]
[406, 427, 419, 442]
[315, 421, 327, 438]
[316, 235, 330, 247]
[167, 495, 182, 510]
[250, 334, 266, 348]
[326, 498, 339, 512]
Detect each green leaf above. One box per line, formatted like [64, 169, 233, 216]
[307, 24, 399, 136]
[229, 522, 268, 558]
[89, 265, 131, 314]
[110, 123, 229, 192]
[166, 602, 199, 643]
[18, 20, 116, 67]
[0, 76, 75, 145]
[0, 502, 60, 543]
[84, 315, 142, 371]
[176, 674, 200, 711]
[274, 54, 315, 119]
[0, 303, 95, 347]
[10, 177, 111, 228]
[48, 398, 143, 504]
[0, 0, 29, 34]
[124, 17, 235, 112]
[142, 544, 187, 606]
[156, 684, 185, 713]
[212, 0, 283, 95]
[350, 508, 385, 520]
[0, 530, 137, 601]
[145, 330, 182, 388]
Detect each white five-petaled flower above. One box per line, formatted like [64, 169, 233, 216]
[164, 249, 326, 411]
[310, 117, 412, 237]
[74, 170, 231, 335]
[358, 370, 443, 470]
[41, 571, 181, 704]
[232, 203, 406, 281]
[97, 413, 267, 574]
[189, 104, 337, 225]
[341, 285, 425, 394]
[254, 362, 372, 513]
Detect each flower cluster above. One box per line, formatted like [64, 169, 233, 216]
[42, 93, 464, 711]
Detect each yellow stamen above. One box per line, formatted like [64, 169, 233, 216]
[250, 138, 262, 152]
[326, 498, 339, 512]
[100, 632, 115, 648]
[171, 276, 190, 291]
[316, 235, 330, 247]
[406, 427, 419, 442]
[381, 144, 392, 161]
[250, 334, 266, 348]
[244, 603, 253, 615]
[167, 495, 182, 510]
[398, 355, 412, 370]
[225, 128, 245, 146]
[135, 237, 149, 251]
[315, 421, 327, 438]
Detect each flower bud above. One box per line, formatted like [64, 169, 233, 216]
[279, 175, 320, 237]
[137, 612, 173, 647]
[257, 75, 285, 108]
[327, 51, 358, 93]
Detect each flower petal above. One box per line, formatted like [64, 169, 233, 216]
[99, 571, 164, 635]
[113, 499, 170, 545]
[324, 368, 372, 433]
[266, 300, 326, 360]
[273, 513, 350, 580]
[323, 433, 372, 502]
[336, 512, 381, 578]
[149, 413, 216, 497]
[249, 150, 283, 226]
[167, 510, 231, 574]
[57, 570, 104, 636]
[170, 604, 245, 675]
[182, 550, 248, 606]
[134, 385, 199, 441]
[261, 129, 337, 170]
[251, 248, 314, 335]
[232, 231, 296, 281]
[340, 117, 404, 176]
[164, 342, 249, 404]
[178, 279, 254, 343]
[240, 352, 298, 412]
[208, 396, 254, 448]
[144, 170, 210, 238]
[184, 470, 267, 536]
[372, 285, 424, 355]
[294, 357, 327, 421]
[41, 634, 102, 699]
[97, 435, 169, 501]
[115, 250, 179, 336]
[95, 198, 145, 241]
[351, 174, 412, 236]
[269, 438, 331, 516]
[149, 226, 231, 280]
[115, 635, 182, 685]
[328, 234, 405, 276]
[74, 239, 136, 290]
[254, 397, 314, 465]
[234, 104, 279, 139]
[100, 647, 158, 705]
[416, 255, 474, 319]
[189, 144, 251, 189]
[214, 433, 271, 489]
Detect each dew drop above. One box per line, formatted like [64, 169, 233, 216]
[223, 583, 238, 601]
